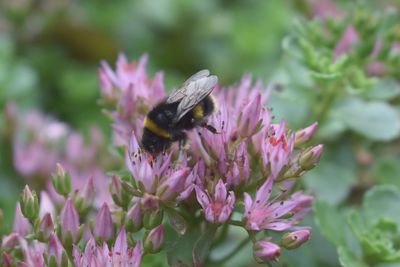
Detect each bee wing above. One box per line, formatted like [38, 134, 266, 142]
[174, 74, 218, 123]
[166, 70, 211, 104]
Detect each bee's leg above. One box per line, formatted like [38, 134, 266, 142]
[176, 132, 187, 161]
[201, 122, 218, 134]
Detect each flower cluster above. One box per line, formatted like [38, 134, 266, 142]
[2, 55, 322, 266]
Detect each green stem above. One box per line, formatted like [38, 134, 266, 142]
[227, 219, 243, 227]
[210, 236, 251, 265]
[314, 82, 339, 125]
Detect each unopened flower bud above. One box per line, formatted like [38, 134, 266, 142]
[126, 203, 142, 232]
[47, 233, 69, 267]
[59, 198, 82, 245]
[142, 194, 163, 229]
[299, 145, 323, 170]
[93, 203, 113, 241]
[144, 224, 164, 254]
[19, 185, 39, 221]
[110, 175, 130, 209]
[253, 239, 281, 262]
[2, 233, 19, 250]
[38, 213, 54, 241]
[294, 122, 318, 147]
[2, 252, 12, 267]
[237, 92, 262, 137]
[13, 203, 31, 235]
[51, 163, 71, 197]
[281, 229, 311, 249]
[75, 177, 95, 215]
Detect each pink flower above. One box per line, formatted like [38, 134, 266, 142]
[73, 229, 142, 267]
[94, 203, 113, 241]
[253, 239, 280, 262]
[261, 120, 294, 178]
[126, 132, 192, 203]
[243, 175, 312, 231]
[195, 179, 235, 224]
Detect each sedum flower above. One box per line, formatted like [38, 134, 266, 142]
[59, 198, 81, 243]
[261, 120, 295, 178]
[299, 144, 324, 170]
[126, 132, 192, 204]
[243, 175, 312, 231]
[38, 213, 54, 241]
[47, 232, 68, 267]
[253, 239, 281, 262]
[294, 122, 318, 147]
[126, 203, 143, 233]
[73, 229, 142, 267]
[195, 179, 235, 224]
[93, 203, 114, 241]
[144, 224, 164, 254]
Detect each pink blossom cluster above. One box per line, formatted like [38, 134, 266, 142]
[2, 55, 322, 266]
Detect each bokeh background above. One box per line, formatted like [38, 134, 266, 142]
[2, 0, 400, 266]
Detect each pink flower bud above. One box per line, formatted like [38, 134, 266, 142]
[334, 25, 359, 59]
[48, 233, 63, 265]
[281, 229, 311, 249]
[237, 92, 262, 137]
[253, 239, 281, 262]
[299, 144, 324, 170]
[76, 177, 95, 214]
[294, 122, 318, 147]
[38, 213, 54, 241]
[157, 168, 190, 201]
[94, 203, 113, 241]
[20, 185, 39, 221]
[2, 252, 12, 267]
[126, 203, 142, 232]
[59, 198, 80, 242]
[12, 203, 31, 236]
[51, 163, 71, 197]
[144, 224, 164, 254]
[39, 192, 55, 219]
[2, 233, 19, 250]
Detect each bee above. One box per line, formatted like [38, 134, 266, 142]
[141, 70, 218, 155]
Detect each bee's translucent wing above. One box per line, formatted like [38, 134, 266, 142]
[166, 69, 211, 104]
[173, 73, 218, 123]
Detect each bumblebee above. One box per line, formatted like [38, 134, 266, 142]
[141, 70, 218, 155]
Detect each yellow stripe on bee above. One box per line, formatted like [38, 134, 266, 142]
[143, 117, 172, 139]
[193, 104, 204, 119]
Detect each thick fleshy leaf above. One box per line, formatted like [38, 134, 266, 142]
[365, 79, 400, 101]
[313, 200, 347, 247]
[338, 247, 369, 267]
[335, 99, 400, 141]
[362, 185, 400, 229]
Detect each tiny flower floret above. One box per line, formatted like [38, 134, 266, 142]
[195, 179, 235, 224]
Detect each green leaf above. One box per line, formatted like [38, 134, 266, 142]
[338, 247, 369, 267]
[313, 200, 347, 246]
[304, 162, 355, 205]
[335, 98, 400, 141]
[372, 157, 400, 188]
[365, 79, 400, 101]
[362, 185, 400, 229]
